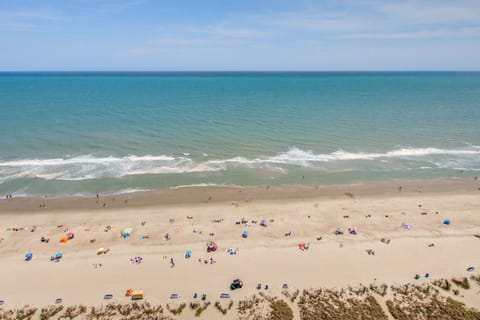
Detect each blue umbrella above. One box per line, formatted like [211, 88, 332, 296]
[443, 219, 451, 225]
[242, 230, 249, 238]
[56, 252, 63, 259]
[25, 253, 33, 261]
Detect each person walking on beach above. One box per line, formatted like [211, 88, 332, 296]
[170, 257, 175, 268]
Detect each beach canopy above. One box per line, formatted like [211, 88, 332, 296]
[443, 219, 451, 225]
[122, 227, 133, 238]
[131, 290, 144, 300]
[207, 242, 218, 252]
[242, 230, 249, 238]
[25, 252, 33, 261]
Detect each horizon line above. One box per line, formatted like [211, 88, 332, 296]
[1, 70, 479, 74]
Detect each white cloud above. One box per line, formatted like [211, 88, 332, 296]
[379, 1, 480, 24]
[0, 9, 67, 31]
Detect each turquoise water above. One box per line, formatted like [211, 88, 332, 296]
[0, 72, 479, 196]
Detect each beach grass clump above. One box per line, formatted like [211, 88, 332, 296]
[194, 302, 211, 317]
[185, 301, 210, 317]
[386, 300, 410, 320]
[0, 307, 38, 320]
[432, 279, 451, 291]
[190, 302, 200, 310]
[237, 295, 293, 320]
[237, 294, 270, 319]
[298, 289, 388, 320]
[2, 302, 168, 320]
[213, 301, 228, 315]
[369, 283, 388, 297]
[166, 302, 186, 315]
[39, 305, 64, 320]
[290, 289, 300, 303]
[268, 299, 294, 320]
[214, 300, 233, 315]
[470, 274, 480, 286]
[386, 281, 480, 320]
[238, 294, 262, 315]
[452, 277, 470, 290]
[58, 305, 87, 318]
[387, 295, 480, 320]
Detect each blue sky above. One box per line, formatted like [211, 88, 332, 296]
[1, 0, 480, 70]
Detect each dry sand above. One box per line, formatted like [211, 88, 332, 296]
[1, 179, 480, 319]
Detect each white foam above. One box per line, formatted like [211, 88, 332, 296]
[0, 146, 479, 182]
[170, 183, 235, 189]
[0, 155, 175, 167]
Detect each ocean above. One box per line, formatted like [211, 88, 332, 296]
[0, 72, 479, 197]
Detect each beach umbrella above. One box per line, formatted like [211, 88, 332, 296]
[67, 232, 75, 239]
[123, 227, 133, 238]
[185, 249, 192, 258]
[97, 248, 105, 255]
[207, 242, 218, 252]
[55, 252, 63, 259]
[336, 227, 343, 233]
[260, 220, 267, 227]
[25, 252, 33, 261]
[242, 230, 249, 238]
[443, 219, 451, 225]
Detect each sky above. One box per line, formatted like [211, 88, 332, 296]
[1, 0, 480, 71]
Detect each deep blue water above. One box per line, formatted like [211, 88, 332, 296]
[0, 72, 479, 196]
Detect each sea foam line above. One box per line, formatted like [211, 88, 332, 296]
[0, 146, 478, 181]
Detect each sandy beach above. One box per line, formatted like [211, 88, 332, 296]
[1, 179, 480, 319]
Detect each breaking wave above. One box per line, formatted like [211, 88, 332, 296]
[0, 146, 479, 182]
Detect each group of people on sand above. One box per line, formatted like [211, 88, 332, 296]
[130, 256, 143, 265]
[40, 236, 50, 243]
[198, 257, 216, 265]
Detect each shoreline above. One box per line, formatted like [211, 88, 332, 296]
[1, 177, 479, 212]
